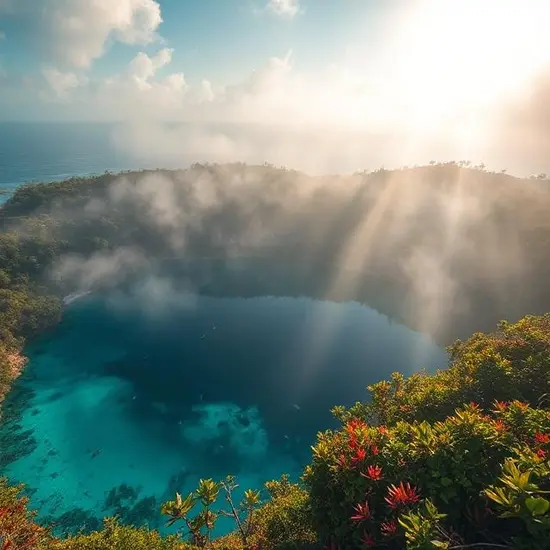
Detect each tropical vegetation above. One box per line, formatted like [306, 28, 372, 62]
[1, 165, 550, 548]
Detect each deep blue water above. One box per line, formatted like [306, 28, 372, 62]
[1, 288, 447, 536]
[0, 123, 132, 201]
[0, 122, 448, 538]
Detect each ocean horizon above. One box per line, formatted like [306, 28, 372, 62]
[0, 122, 149, 202]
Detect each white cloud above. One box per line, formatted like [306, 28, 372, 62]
[41, 48, 185, 107]
[128, 48, 174, 87]
[41, 66, 88, 100]
[266, 0, 300, 18]
[54, 0, 163, 67]
[198, 80, 214, 103]
[1, 0, 163, 68]
[108, 48, 187, 99]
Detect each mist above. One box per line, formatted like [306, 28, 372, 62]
[3, 159, 536, 347]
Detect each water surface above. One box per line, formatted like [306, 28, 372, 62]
[0, 287, 447, 536]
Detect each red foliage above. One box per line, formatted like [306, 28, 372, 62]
[361, 465, 383, 481]
[360, 531, 376, 547]
[337, 454, 350, 470]
[351, 500, 371, 522]
[493, 420, 507, 432]
[534, 432, 550, 445]
[385, 482, 420, 509]
[352, 448, 367, 465]
[380, 519, 398, 537]
[346, 419, 367, 434]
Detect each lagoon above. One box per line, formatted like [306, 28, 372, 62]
[0, 281, 447, 536]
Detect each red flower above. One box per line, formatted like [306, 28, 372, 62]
[370, 445, 380, 456]
[385, 482, 420, 509]
[493, 400, 508, 411]
[378, 426, 389, 436]
[493, 420, 507, 432]
[346, 418, 367, 434]
[380, 519, 398, 537]
[513, 401, 529, 410]
[360, 532, 376, 548]
[351, 500, 371, 522]
[349, 434, 358, 450]
[352, 448, 367, 465]
[535, 432, 550, 445]
[469, 402, 480, 410]
[537, 449, 547, 459]
[361, 464, 383, 481]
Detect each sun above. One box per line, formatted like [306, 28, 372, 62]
[383, 0, 550, 130]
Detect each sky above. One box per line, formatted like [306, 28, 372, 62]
[1, 0, 550, 174]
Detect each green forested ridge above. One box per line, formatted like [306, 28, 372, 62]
[1, 164, 550, 549]
[2, 162, 550, 343]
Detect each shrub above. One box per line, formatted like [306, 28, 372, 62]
[484, 458, 550, 550]
[0, 478, 51, 549]
[48, 517, 188, 550]
[254, 475, 318, 550]
[305, 402, 550, 548]
[161, 476, 261, 550]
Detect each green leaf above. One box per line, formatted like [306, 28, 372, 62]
[431, 541, 449, 549]
[440, 477, 453, 487]
[485, 487, 510, 506]
[525, 497, 550, 516]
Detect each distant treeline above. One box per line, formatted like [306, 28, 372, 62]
[1, 162, 549, 345]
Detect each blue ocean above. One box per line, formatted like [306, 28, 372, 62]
[0, 123, 448, 537]
[0, 123, 134, 203]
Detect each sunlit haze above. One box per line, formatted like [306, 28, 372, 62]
[1, 0, 549, 173]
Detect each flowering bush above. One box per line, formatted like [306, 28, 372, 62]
[305, 400, 550, 548]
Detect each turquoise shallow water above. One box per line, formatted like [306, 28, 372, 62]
[0, 287, 447, 537]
